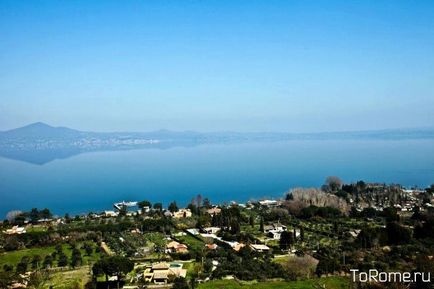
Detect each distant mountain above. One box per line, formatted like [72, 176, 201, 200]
[1, 123, 434, 165]
[0, 122, 82, 139]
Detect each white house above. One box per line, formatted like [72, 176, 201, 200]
[250, 244, 270, 252]
[202, 227, 221, 234]
[4, 226, 26, 235]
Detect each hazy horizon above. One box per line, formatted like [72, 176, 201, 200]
[1, 1, 434, 132]
[2, 121, 434, 134]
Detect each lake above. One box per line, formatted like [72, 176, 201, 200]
[0, 139, 433, 217]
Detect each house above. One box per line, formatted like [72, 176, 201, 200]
[259, 200, 279, 207]
[205, 243, 218, 250]
[103, 211, 119, 217]
[267, 231, 282, 240]
[349, 229, 361, 238]
[186, 228, 200, 235]
[139, 206, 150, 214]
[206, 207, 222, 215]
[143, 263, 187, 284]
[166, 241, 188, 253]
[173, 209, 192, 218]
[263, 223, 287, 233]
[4, 226, 26, 235]
[250, 244, 270, 252]
[202, 227, 221, 234]
[232, 243, 246, 252]
[264, 223, 287, 239]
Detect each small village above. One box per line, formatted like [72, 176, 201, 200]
[1, 178, 434, 289]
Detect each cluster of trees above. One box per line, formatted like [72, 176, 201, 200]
[299, 205, 341, 219]
[4, 242, 96, 275]
[210, 206, 250, 238]
[283, 254, 318, 280]
[92, 256, 134, 288]
[209, 246, 285, 280]
[6, 208, 52, 224]
[355, 221, 412, 249]
[285, 187, 350, 215]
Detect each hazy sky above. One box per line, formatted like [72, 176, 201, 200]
[1, 1, 433, 132]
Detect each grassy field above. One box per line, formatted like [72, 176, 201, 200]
[43, 266, 92, 289]
[198, 277, 349, 289]
[177, 234, 205, 252]
[0, 243, 100, 269]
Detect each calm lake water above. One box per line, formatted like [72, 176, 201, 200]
[0, 139, 433, 217]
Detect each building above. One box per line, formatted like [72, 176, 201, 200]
[143, 263, 187, 284]
[264, 223, 287, 239]
[205, 243, 218, 250]
[173, 209, 192, 218]
[186, 228, 200, 235]
[103, 211, 119, 217]
[4, 226, 26, 235]
[267, 231, 282, 240]
[202, 227, 221, 234]
[232, 243, 246, 252]
[250, 244, 270, 252]
[165, 241, 188, 254]
[259, 200, 279, 207]
[263, 223, 287, 233]
[207, 207, 222, 215]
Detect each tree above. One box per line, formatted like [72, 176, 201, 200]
[386, 221, 411, 245]
[203, 198, 211, 209]
[64, 213, 71, 223]
[284, 255, 318, 280]
[29, 208, 39, 222]
[279, 231, 294, 250]
[259, 217, 264, 232]
[6, 210, 23, 222]
[249, 215, 255, 227]
[187, 203, 198, 215]
[285, 193, 294, 201]
[300, 227, 305, 241]
[31, 255, 42, 269]
[153, 203, 162, 211]
[196, 194, 203, 208]
[172, 277, 189, 289]
[16, 256, 29, 274]
[0, 271, 15, 289]
[146, 232, 167, 260]
[138, 200, 151, 210]
[43, 255, 53, 269]
[3, 264, 13, 272]
[4, 236, 22, 251]
[383, 207, 399, 222]
[83, 243, 93, 256]
[58, 252, 68, 267]
[28, 270, 51, 289]
[324, 176, 343, 192]
[92, 256, 134, 289]
[55, 244, 63, 254]
[230, 219, 240, 235]
[168, 201, 178, 213]
[40, 208, 52, 219]
[203, 259, 213, 273]
[71, 248, 82, 268]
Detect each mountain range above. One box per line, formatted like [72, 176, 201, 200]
[1, 122, 434, 165]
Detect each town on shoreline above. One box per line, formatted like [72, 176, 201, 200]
[1, 177, 434, 289]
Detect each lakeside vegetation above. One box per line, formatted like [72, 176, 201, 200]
[1, 177, 434, 289]
[197, 277, 349, 289]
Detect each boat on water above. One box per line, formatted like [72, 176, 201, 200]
[113, 201, 138, 210]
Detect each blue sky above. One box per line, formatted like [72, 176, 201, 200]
[0, 0, 433, 132]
